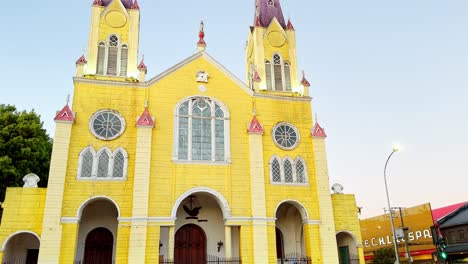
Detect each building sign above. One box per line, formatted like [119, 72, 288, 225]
[360, 203, 435, 254]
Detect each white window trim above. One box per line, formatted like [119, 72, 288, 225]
[272, 122, 301, 150]
[265, 54, 292, 92]
[89, 109, 126, 141]
[77, 146, 128, 181]
[96, 34, 128, 77]
[172, 96, 231, 164]
[269, 155, 309, 186]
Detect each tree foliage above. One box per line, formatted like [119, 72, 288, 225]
[0, 104, 52, 201]
[373, 247, 396, 264]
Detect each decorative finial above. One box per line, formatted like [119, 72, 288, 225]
[144, 99, 148, 108]
[197, 21, 206, 51]
[66, 94, 70, 105]
[315, 113, 318, 124]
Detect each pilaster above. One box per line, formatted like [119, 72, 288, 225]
[167, 226, 175, 261]
[248, 116, 269, 263]
[224, 226, 232, 259]
[312, 132, 340, 263]
[128, 119, 153, 262]
[304, 223, 322, 263]
[127, 9, 140, 78]
[145, 225, 161, 263]
[86, 5, 103, 75]
[37, 112, 74, 263]
[59, 222, 79, 263]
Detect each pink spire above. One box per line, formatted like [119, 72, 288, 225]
[311, 122, 327, 138]
[255, 16, 262, 27]
[301, 71, 311, 87]
[54, 96, 75, 123]
[131, 0, 140, 10]
[247, 115, 264, 134]
[253, 70, 261, 82]
[76, 54, 87, 64]
[137, 56, 147, 71]
[287, 19, 295, 30]
[136, 107, 154, 128]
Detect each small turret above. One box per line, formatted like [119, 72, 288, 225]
[75, 54, 87, 77]
[137, 56, 147, 82]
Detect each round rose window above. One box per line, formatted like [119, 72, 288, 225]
[89, 110, 125, 140]
[272, 123, 300, 150]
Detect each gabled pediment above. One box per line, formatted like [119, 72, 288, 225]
[263, 17, 288, 48]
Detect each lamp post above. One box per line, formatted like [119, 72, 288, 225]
[384, 147, 400, 264]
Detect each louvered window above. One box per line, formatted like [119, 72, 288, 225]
[265, 60, 272, 90]
[176, 97, 230, 162]
[265, 54, 292, 92]
[284, 62, 291, 91]
[97, 42, 106, 75]
[120, 44, 128, 77]
[96, 35, 128, 77]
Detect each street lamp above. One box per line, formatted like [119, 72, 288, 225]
[384, 146, 400, 264]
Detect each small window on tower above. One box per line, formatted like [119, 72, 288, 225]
[267, 0, 274, 6]
[109, 35, 119, 46]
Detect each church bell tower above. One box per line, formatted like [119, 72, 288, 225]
[81, 0, 141, 80]
[246, 0, 301, 94]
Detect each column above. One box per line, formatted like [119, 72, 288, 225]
[225, 226, 232, 259]
[145, 225, 161, 263]
[115, 224, 131, 264]
[167, 226, 175, 261]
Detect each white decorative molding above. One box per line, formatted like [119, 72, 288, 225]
[303, 220, 321, 225]
[76, 196, 121, 219]
[274, 199, 309, 221]
[198, 85, 207, 92]
[1, 230, 41, 251]
[196, 71, 209, 83]
[331, 183, 344, 194]
[22, 173, 40, 188]
[61, 217, 80, 223]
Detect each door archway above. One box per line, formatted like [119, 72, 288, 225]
[174, 224, 206, 264]
[83, 227, 113, 264]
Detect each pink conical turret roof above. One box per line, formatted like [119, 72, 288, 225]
[54, 104, 75, 123]
[131, 0, 139, 9]
[254, 0, 287, 28]
[247, 115, 264, 134]
[76, 54, 87, 64]
[137, 56, 147, 70]
[136, 107, 154, 128]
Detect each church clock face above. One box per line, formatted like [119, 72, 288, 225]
[272, 122, 300, 150]
[89, 110, 126, 140]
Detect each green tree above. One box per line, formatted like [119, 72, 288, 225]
[0, 104, 52, 201]
[373, 247, 396, 264]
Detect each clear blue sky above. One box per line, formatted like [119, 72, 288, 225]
[1, 0, 467, 218]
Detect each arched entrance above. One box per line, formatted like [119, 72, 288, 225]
[2, 232, 40, 264]
[83, 227, 113, 264]
[175, 224, 206, 264]
[336, 231, 359, 264]
[74, 197, 119, 264]
[275, 201, 307, 262]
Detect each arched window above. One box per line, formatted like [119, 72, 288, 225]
[112, 148, 128, 178]
[175, 97, 230, 162]
[271, 157, 282, 182]
[96, 35, 128, 77]
[78, 147, 96, 178]
[270, 156, 308, 185]
[265, 54, 292, 91]
[284, 159, 293, 182]
[295, 158, 306, 183]
[77, 147, 128, 180]
[97, 148, 112, 178]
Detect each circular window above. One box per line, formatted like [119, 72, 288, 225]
[272, 123, 300, 150]
[89, 110, 125, 140]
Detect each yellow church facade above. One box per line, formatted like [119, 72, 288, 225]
[0, 0, 365, 263]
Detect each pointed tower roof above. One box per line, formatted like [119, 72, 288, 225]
[76, 54, 87, 64]
[54, 96, 75, 123]
[92, 0, 102, 6]
[312, 122, 327, 138]
[253, 70, 261, 82]
[101, 0, 132, 9]
[137, 56, 147, 71]
[247, 115, 264, 134]
[136, 107, 155, 128]
[255, 0, 287, 28]
[301, 71, 311, 87]
[131, 0, 139, 9]
[286, 18, 295, 30]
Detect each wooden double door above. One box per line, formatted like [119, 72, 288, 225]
[83, 227, 113, 264]
[174, 224, 207, 264]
